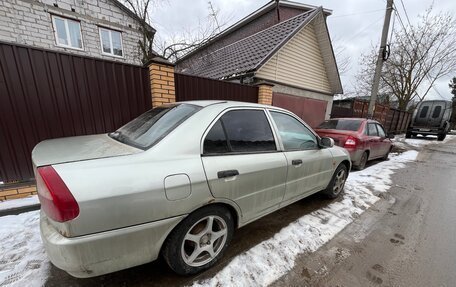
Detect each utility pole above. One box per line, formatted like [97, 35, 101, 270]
[367, 0, 394, 119]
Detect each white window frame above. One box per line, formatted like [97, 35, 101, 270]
[51, 15, 84, 50]
[98, 27, 124, 58]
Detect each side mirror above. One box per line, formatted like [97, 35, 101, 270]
[320, 137, 334, 148]
[387, 133, 395, 139]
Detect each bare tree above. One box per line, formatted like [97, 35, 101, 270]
[450, 76, 456, 99]
[155, 2, 228, 62]
[355, 6, 456, 110]
[122, 0, 157, 63]
[450, 77, 456, 129]
[122, 0, 227, 63]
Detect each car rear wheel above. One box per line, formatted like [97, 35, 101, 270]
[322, 164, 348, 199]
[354, 151, 368, 170]
[162, 205, 234, 275]
[437, 133, 446, 141]
[382, 147, 392, 160]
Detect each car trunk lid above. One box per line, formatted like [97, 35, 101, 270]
[315, 129, 358, 147]
[32, 134, 141, 167]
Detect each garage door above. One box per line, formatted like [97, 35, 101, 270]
[272, 93, 327, 128]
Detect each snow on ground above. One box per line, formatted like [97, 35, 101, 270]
[0, 195, 39, 212]
[393, 134, 455, 150]
[193, 151, 419, 287]
[0, 211, 49, 287]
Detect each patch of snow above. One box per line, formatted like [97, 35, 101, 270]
[0, 195, 40, 212]
[393, 134, 455, 149]
[193, 151, 418, 287]
[0, 211, 49, 287]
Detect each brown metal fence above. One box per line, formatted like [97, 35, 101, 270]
[331, 99, 412, 133]
[0, 42, 150, 183]
[175, 73, 258, 103]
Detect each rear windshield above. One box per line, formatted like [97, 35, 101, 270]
[109, 104, 201, 149]
[317, 119, 362, 131]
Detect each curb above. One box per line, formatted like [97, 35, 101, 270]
[0, 204, 41, 217]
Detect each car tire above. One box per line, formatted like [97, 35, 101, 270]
[322, 163, 348, 199]
[437, 133, 446, 141]
[354, 151, 368, 170]
[162, 205, 234, 275]
[405, 131, 412, 139]
[382, 147, 392, 160]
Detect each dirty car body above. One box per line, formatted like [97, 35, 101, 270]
[407, 100, 453, 141]
[315, 118, 393, 169]
[33, 101, 350, 278]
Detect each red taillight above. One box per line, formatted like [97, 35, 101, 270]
[344, 136, 358, 148]
[37, 166, 79, 222]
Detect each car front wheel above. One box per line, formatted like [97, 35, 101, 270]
[162, 205, 234, 275]
[322, 163, 348, 199]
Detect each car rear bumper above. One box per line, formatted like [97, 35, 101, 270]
[344, 148, 364, 166]
[408, 127, 444, 135]
[40, 211, 185, 278]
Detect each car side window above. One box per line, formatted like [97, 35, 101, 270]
[203, 109, 276, 154]
[367, 123, 378, 136]
[376, 124, 386, 138]
[221, 110, 276, 153]
[419, 106, 429, 118]
[203, 120, 230, 154]
[270, 111, 318, 150]
[432, 106, 442, 118]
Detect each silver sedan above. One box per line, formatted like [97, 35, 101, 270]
[33, 101, 350, 278]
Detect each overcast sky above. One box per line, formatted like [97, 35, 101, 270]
[150, 0, 456, 100]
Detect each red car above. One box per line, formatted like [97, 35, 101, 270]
[314, 118, 393, 170]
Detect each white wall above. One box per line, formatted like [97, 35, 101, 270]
[0, 0, 144, 65]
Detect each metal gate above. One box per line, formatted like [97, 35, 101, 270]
[175, 73, 258, 103]
[0, 42, 150, 183]
[273, 92, 328, 128]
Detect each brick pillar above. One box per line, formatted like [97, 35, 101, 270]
[148, 58, 176, 108]
[257, 83, 274, 105]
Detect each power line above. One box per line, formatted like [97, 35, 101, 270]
[330, 9, 385, 19]
[340, 15, 385, 44]
[399, 0, 412, 27]
[432, 85, 448, 100]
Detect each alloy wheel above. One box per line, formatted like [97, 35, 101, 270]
[333, 168, 347, 195]
[181, 215, 228, 267]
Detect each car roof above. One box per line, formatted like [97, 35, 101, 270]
[177, 100, 289, 111]
[328, 117, 381, 124]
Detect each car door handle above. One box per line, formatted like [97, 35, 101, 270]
[217, 170, 239, 178]
[292, 159, 303, 166]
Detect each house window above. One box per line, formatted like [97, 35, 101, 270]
[52, 15, 83, 49]
[99, 28, 123, 57]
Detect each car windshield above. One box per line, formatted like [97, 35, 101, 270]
[109, 104, 201, 149]
[317, 119, 362, 131]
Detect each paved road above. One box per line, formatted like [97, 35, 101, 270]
[273, 137, 456, 286]
[45, 137, 456, 287]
